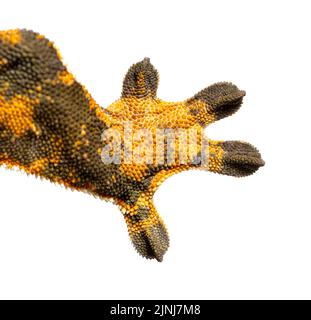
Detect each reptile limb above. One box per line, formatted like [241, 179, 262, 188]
[0, 29, 264, 261]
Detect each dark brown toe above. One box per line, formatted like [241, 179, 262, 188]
[221, 141, 265, 177]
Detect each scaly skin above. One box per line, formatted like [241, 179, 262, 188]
[0, 29, 264, 261]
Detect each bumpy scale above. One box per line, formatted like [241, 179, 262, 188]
[0, 29, 264, 261]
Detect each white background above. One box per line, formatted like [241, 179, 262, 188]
[0, 0, 310, 299]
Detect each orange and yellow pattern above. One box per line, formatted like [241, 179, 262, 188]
[0, 29, 264, 261]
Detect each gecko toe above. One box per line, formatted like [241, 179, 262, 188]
[131, 222, 169, 262]
[221, 141, 265, 177]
